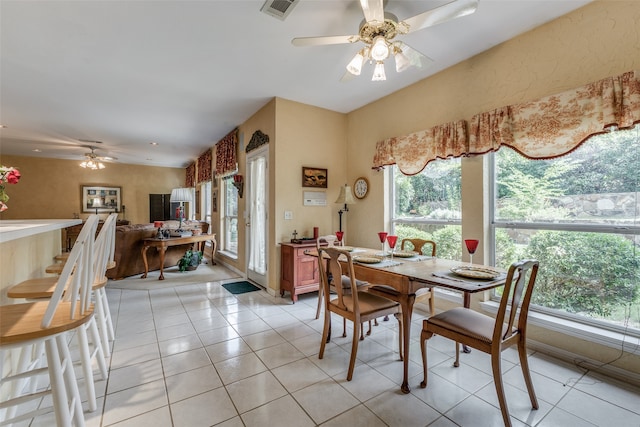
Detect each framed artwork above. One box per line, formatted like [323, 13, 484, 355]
[302, 167, 328, 188]
[81, 185, 122, 213]
[212, 189, 218, 213]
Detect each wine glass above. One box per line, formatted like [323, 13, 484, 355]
[377, 232, 388, 256]
[464, 239, 479, 265]
[335, 231, 344, 246]
[386, 235, 398, 260]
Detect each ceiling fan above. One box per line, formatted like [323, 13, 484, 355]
[292, 0, 478, 81]
[80, 146, 117, 170]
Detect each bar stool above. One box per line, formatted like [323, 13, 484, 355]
[5, 215, 115, 413]
[0, 215, 99, 426]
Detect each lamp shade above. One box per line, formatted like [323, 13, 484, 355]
[335, 184, 356, 205]
[170, 188, 193, 203]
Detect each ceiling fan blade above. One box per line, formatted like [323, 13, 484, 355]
[402, 0, 478, 34]
[292, 35, 358, 47]
[394, 42, 434, 71]
[360, 0, 384, 23]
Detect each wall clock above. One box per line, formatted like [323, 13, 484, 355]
[354, 177, 369, 199]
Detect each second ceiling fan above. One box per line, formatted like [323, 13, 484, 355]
[292, 0, 478, 81]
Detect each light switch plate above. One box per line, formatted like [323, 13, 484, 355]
[284, 211, 293, 220]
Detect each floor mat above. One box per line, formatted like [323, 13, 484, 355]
[222, 281, 261, 294]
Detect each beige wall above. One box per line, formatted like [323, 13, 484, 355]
[0, 155, 185, 225]
[345, 0, 640, 377]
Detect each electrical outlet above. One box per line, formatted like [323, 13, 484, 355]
[284, 211, 293, 220]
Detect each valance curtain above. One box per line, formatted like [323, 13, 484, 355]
[197, 148, 212, 183]
[469, 70, 640, 159]
[372, 70, 640, 171]
[372, 120, 468, 175]
[216, 128, 239, 177]
[185, 163, 196, 188]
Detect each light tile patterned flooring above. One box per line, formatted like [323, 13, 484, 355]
[16, 270, 640, 426]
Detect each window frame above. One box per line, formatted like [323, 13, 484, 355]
[488, 130, 640, 336]
[221, 177, 238, 257]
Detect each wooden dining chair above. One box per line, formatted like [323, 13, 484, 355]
[317, 247, 403, 381]
[401, 238, 437, 314]
[314, 236, 371, 339]
[368, 237, 438, 327]
[0, 215, 99, 426]
[420, 259, 540, 427]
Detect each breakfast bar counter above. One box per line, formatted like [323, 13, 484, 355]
[0, 219, 81, 304]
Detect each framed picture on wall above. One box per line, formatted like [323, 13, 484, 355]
[212, 189, 218, 213]
[81, 185, 122, 213]
[302, 166, 328, 188]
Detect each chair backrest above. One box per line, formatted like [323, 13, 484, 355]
[494, 259, 539, 344]
[401, 238, 436, 256]
[93, 213, 118, 283]
[316, 235, 338, 249]
[42, 215, 99, 327]
[317, 247, 359, 313]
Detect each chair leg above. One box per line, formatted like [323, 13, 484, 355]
[518, 340, 539, 409]
[491, 351, 511, 427]
[454, 342, 460, 367]
[342, 318, 347, 338]
[347, 321, 360, 381]
[394, 313, 404, 361]
[76, 324, 98, 412]
[94, 290, 111, 357]
[319, 309, 330, 359]
[315, 285, 323, 320]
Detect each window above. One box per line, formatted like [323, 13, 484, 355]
[491, 126, 640, 333]
[391, 159, 462, 260]
[222, 178, 238, 255]
[202, 181, 211, 227]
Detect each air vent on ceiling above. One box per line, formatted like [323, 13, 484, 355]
[260, 0, 299, 21]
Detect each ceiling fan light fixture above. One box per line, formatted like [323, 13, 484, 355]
[372, 61, 386, 81]
[394, 48, 411, 73]
[346, 50, 365, 76]
[370, 35, 390, 61]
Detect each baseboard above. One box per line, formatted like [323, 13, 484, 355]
[527, 339, 640, 388]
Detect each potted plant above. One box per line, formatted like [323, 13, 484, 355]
[178, 249, 203, 272]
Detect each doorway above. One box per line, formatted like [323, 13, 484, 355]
[246, 146, 268, 287]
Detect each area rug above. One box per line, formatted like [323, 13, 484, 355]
[107, 263, 241, 291]
[222, 281, 261, 294]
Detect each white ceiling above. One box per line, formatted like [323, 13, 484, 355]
[0, 0, 592, 168]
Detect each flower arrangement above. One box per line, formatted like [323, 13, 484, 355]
[0, 166, 21, 212]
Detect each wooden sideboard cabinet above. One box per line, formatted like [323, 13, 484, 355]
[280, 241, 320, 303]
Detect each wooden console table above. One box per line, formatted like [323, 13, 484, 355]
[141, 234, 217, 280]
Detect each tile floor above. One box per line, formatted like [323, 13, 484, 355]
[13, 270, 640, 426]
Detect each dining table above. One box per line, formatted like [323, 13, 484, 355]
[306, 246, 507, 394]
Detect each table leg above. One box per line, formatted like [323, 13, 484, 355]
[156, 247, 167, 280]
[141, 245, 150, 279]
[462, 292, 471, 353]
[399, 293, 416, 394]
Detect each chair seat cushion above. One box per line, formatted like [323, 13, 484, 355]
[426, 307, 511, 344]
[335, 292, 399, 315]
[339, 275, 367, 289]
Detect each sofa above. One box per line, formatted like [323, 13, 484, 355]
[106, 220, 209, 280]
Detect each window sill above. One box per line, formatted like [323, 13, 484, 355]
[218, 250, 238, 260]
[479, 301, 640, 355]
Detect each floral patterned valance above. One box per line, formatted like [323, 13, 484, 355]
[469, 70, 640, 159]
[197, 148, 212, 183]
[185, 162, 196, 188]
[216, 128, 238, 177]
[372, 120, 468, 175]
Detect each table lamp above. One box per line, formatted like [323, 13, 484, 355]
[335, 184, 355, 233]
[170, 187, 193, 230]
